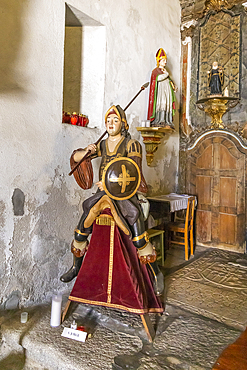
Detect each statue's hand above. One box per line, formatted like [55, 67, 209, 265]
[96, 181, 104, 191]
[73, 143, 96, 162]
[137, 241, 157, 264]
[138, 250, 157, 264]
[170, 80, 178, 93]
[87, 143, 97, 154]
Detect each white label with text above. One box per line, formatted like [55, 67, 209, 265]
[61, 327, 87, 342]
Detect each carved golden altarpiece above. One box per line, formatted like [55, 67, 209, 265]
[195, 8, 242, 125]
[198, 10, 240, 100]
[179, 2, 247, 253]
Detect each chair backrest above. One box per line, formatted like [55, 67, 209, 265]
[184, 196, 196, 232]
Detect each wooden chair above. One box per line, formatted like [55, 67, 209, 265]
[167, 196, 196, 261]
[147, 228, 165, 266]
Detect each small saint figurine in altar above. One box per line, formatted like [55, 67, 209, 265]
[147, 48, 177, 128]
[207, 61, 224, 96]
[60, 105, 164, 296]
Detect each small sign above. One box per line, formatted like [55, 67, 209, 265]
[61, 327, 87, 342]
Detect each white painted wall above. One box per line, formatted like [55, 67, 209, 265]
[0, 0, 181, 307]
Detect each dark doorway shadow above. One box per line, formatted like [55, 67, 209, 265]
[0, 0, 28, 94]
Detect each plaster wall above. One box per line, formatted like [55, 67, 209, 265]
[0, 0, 181, 308]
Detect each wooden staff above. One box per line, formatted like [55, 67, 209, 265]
[69, 82, 149, 176]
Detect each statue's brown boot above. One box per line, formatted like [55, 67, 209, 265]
[60, 240, 88, 283]
[60, 255, 84, 283]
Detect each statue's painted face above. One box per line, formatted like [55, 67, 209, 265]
[106, 113, 122, 136]
[212, 61, 218, 69]
[159, 58, 167, 68]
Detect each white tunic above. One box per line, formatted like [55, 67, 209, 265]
[156, 69, 172, 113]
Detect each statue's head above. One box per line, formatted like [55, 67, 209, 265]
[105, 105, 129, 136]
[156, 48, 167, 67]
[212, 61, 218, 69]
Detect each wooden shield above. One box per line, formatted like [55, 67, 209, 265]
[102, 157, 140, 200]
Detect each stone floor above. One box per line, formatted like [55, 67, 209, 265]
[0, 244, 246, 370]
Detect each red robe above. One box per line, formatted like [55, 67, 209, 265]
[147, 67, 163, 122]
[69, 209, 163, 314]
[147, 67, 176, 122]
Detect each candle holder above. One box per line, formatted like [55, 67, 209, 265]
[62, 112, 89, 127]
[71, 112, 78, 125]
[136, 126, 174, 166]
[196, 96, 239, 129]
[50, 294, 62, 327]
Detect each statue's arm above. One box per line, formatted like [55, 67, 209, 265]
[73, 142, 100, 162]
[157, 69, 169, 81]
[207, 70, 212, 85]
[127, 140, 148, 194]
[169, 78, 178, 92]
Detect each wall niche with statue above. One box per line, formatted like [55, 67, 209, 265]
[195, 9, 241, 130]
[198, 10, 240, 100]
[179, 2, 247, 150]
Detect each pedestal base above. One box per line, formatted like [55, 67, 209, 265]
[196, 96, 239, 129]
[136, 127, 174, 166]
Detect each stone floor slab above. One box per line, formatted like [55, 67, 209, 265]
[0, 302, 242, 370]
[165, 249, 247, 330]
[0, 247, 246, 370]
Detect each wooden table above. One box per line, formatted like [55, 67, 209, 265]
[147, 193, 192, 228]
[146, 194, 197, 261]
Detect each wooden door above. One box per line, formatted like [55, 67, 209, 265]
[187, 134, 246, 252]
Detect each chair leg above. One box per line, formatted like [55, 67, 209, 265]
[184, 232, 189, 261]
[190, 229, 194, 256]
[167, 230, 172, 250]
[161, 232, 164, 266]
